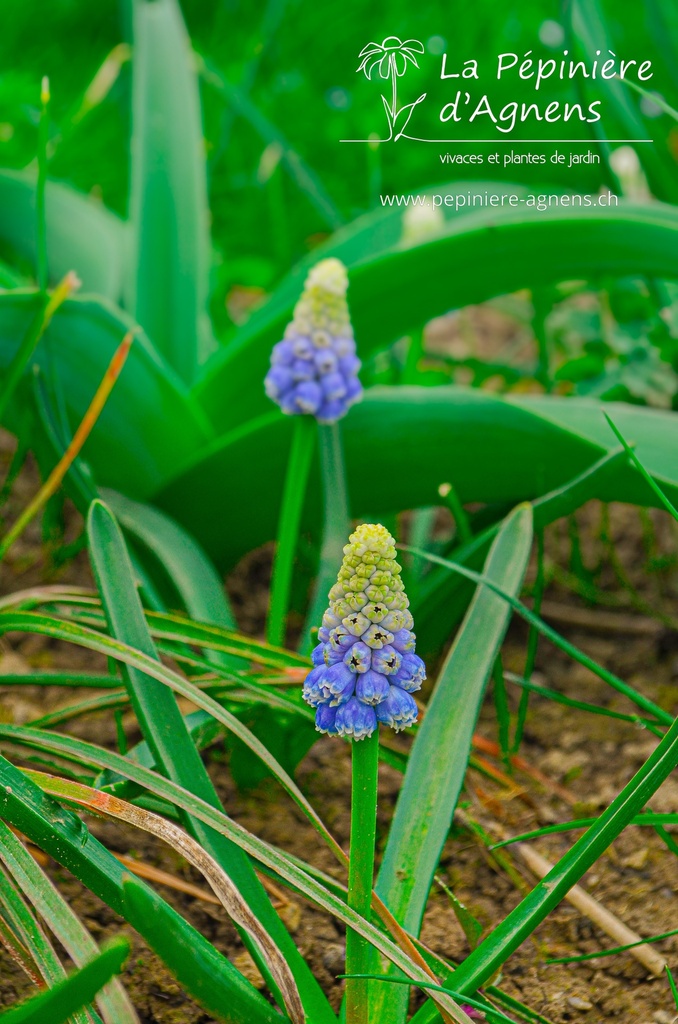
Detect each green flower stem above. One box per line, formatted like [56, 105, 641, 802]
[302, 422, 350, 653]
[346, 731, 380, 1024]
[511, 527, 544, 755]
[410, 710, 678, 1024]
[266, 415, 316, 648]
[37, 77, 50, 293]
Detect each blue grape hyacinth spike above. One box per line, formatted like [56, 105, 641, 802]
[303, 523, 426, 740]
[264, 258, 363, 423]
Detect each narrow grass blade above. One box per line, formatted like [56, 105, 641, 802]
[402, 544, 671, 727]
[0, 673, 120, 689]
[86, 500, 335, 1023]
[0, 272, 79, 423]
[30, 367, 98, 514]
[0, 333, 133, 561]
[409, 713, 678, 1024]
[493, 813, 678, 849]
[28, 691, 128, 729]
[506, 671, 663, 736]
[36, 77, 50, 293]
[373, 504, 533, 1023]
[0, 939, 129, 1024]
[0, 756, 291, 1024]
[618, 75, 678, 123]
[0, 822, 137, 1024]
[0, 866, 70, 993]
[145, 611, 308, 669]
[0, 747, 476, 1024]
[604, 413, 678, 522]
[647, 0, 678, 91]
[546, 923, 678, 965]
[200, 58, 343, 231]
[24, 772, 303, 1024]
[101, 488, 237, 664]
[436, 880, 482, 950]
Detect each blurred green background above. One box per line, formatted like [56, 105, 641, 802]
[1, 0, 676, 339]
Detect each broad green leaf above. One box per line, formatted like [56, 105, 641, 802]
[0, 822, 137, 1024]
[129, 0, 213, 382]
[0, 940, 129, 1024]
[121, 879, 287, 1024]
[0, 292, 211, 496]
[199, 178, 533, 395]
[86, 500, 335, 1024]
[0, 171, 127, 300]
[373, 504, 533, 1023]
[196, 202, 678, 433]
[154, 387, 678, 574]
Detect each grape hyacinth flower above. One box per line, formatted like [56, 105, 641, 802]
[303, 523, 426, 740]
[264, 257, 362, 423]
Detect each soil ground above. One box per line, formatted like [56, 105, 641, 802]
[1, 426, 678, 1024]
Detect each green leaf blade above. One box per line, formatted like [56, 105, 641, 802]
[129, 0, 213, 382]
[0, 940, 130, 1024]
[85, 500, 335, 1024]
[372, 504, 533, 1023]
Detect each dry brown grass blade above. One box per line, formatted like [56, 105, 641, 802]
[112, 853, 221, 906]
[538, 600, 663, 637]
[470, 756, 529, 801]
[0, 913, 42, 985]
[517, 844, 667, 977]
[28, 772, 305, 1024]
[472, 733, 578, 806]
[0, 585, 96, 612]
[0, 329, 135, 561]
[20, 832, 224, 907]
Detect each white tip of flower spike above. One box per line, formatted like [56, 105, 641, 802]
[304, 258, 349, 297]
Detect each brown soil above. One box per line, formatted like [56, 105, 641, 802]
[1, 430, 678, 1024]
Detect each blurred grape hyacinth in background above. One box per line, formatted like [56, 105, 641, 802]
[303, 523, 426, 738]
[264, 257, 363, 422]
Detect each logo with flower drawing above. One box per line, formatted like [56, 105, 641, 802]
[355, 36, 427, 141]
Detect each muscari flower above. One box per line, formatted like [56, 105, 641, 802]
[264, 258, 362, 424]
[303, 523, 426, 740]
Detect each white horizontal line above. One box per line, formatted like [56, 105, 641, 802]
[340, 138, 654, 144]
